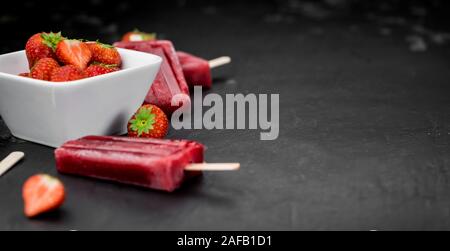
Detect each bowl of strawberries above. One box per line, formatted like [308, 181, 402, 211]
[0, 32, 162, 147]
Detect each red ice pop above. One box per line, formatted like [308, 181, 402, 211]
[177, 51, 231, 89]
[55, 136, 204, 192]
[114, 40, 190, 115]
[55, 136, 239, 192]
[177, 51, 212, 89]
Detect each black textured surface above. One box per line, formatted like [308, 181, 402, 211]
[1, 1, 450, 230]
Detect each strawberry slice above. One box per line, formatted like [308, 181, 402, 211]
[25, 32, 62, 68]
[56, 40, 92, 70]
[22, 174, 65, 218]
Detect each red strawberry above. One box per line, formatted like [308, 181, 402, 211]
[122, 30, 156, 42]
[22, 174, 65, 218]
[25, 32, 62, 68]
[128, 104, 169, 139]
[18, 73, 30, 77]
[50, 65, 85, 82]
[86, 42, 122, 66]
[85, 63, 120, 77]
[55, 39, 92, 70]
[30, 58, 60, 81]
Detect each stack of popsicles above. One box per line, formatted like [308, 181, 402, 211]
[115, 40, 231, 114]
[115, 40, 191, 114]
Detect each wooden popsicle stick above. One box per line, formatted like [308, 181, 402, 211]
[185, 163, 240, 171]
[0, 152, 25, 177]
[208, 56, 231, 69]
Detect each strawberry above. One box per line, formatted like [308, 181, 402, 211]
[25, 32, 62, 68]
[30, 58, 60, 81]
[85, 63, 120, 77]
[22, 174, 65, 218]
[86, 42, 122, 66]
[128, 104, 169, 139]
[55, 39, 92, 70]
[122, 30, 156, 42]
[50, 65, 85, 82]
[18, 73, 30, 77]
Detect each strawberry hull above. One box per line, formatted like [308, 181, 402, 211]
[114, 40, 190, 115]
[55, 136, 204, 192]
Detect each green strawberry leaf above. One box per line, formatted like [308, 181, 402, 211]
[130, 106, 156, 136]
[41, 32, 63, 51]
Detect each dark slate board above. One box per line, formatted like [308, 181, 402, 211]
[1, 2, 450, 230]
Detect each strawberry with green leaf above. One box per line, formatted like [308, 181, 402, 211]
[127, 104, 169, 139]
[25, 32, 63, 68]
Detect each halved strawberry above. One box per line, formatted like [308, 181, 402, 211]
[25, 32, 62, 68]
[128, 104, 169, 139]
[85, 63, 120, 77]
[86, 42, 122, 66]
[30, 58, 60, 81]
[122, 30, 156, 42]
[51, 65, 85, 82]
[56, 39, 92, 70]
[22, 174, 65, 218]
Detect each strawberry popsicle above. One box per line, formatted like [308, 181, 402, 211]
[177, 51, 212, 89]
[55, 136, 204, 192]
[114, 40, 190, 115]
[177, 51, 231, 89]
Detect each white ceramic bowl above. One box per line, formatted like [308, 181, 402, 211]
[0, 49, 161, 147]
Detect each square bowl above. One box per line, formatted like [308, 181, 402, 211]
[0, 48, 161, 147]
